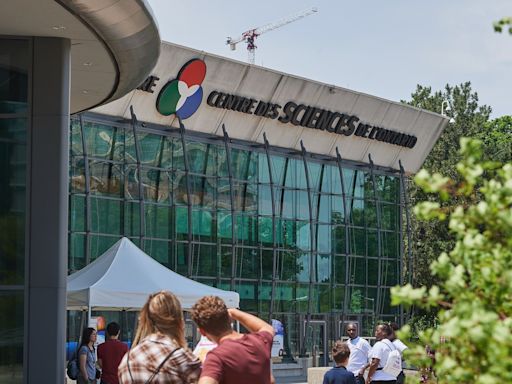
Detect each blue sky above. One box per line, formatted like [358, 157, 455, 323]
[148, 0, 511, 118]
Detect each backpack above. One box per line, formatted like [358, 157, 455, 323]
[66, 353, 79, 380]
[382, 340, 402, 377]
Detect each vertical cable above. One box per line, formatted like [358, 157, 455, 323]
[78, 115, 91, 266]
[263, 133, 278, 322]
[335, 148, 351, 334]
[177, 117, 193, 277]
[368, 154, 383, 320]
[299, 140, 315, 357]
[222, 125, 237, 290]
[130, 106, 146, 250]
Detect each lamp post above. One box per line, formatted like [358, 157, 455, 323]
[441, 100, 455, 123]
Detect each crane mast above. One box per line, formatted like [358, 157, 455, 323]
[226, 7, 318, 64]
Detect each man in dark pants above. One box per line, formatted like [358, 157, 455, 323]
[365, 324, 397, 384]
[97, 322, 128, 384]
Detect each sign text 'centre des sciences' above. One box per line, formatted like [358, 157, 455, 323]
[206, 90, 418, 149]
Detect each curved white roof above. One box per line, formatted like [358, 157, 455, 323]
[0, 0, 160, 113]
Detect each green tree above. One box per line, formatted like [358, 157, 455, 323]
[392, 138, 512, 383]
[477, 115, 512, 163]
[402, 83, 491, 290]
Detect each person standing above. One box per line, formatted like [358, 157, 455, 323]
[191, 295, 275, 384]
[323, 341, 356, 384]
[97, 322, 128, 384]
[389, 323, 408, 384]
[78, 327, 98, 384]
[118, 291, 201, 383]
[345, 323, 371, 384]
[365, 323, 397, 384]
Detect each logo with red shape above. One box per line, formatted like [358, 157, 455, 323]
[156, 59, 207, 119]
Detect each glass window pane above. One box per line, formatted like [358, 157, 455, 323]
[89, 161, 123, 197]
[317, 225, 331, 253]
[192, 243, 217, 277]
[316, 254, 331, 283]
[382, 203, 398, 231]
[348, 257, 366, 285]
[69, 195, 86, 232]
[333, 256, 347, 284]
[261, 249, 274, 280]
[84, 122, 124, 161]
[0, 291, 24, 383]
[141, 168, 170, 203]
[350, 228, 366, 256]
[144, 239, 172, 267]
[382, 260, 399, 286]
[192, 209, 213, 240]
[0, 118, 27, 142]
[124, 202, 140, 237]
[296, 222, 311, 251]
[382, 232, 399, 258]
[145, 204, 170, 239]
[90, 198, 122, 235]
[236, 247, 259, 279]
[0, 39, 28, 114]
[0, 141, 26, 285]
[69, 233, 86, 272]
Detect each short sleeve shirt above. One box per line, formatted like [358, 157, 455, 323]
[346, 337, 371, 375]
[201, 331, 273, 384]
[369, 339, 396, 381]
[78, 345, 96, 381]
[97, 339, 128, 384]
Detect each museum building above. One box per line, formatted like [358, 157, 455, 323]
[68, 42, 448, 365]
[0, 1, 448, 381]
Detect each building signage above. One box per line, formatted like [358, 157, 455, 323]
[151, 58, 417, 148]
[206, 90, 417, 148]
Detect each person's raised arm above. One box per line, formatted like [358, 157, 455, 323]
[227, 308, 274, 336]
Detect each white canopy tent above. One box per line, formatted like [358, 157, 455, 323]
[67, 237, 240, 311]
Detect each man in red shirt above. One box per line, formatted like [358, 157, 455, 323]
[97, 322, 128, 384]
[191, 296, 275, 384]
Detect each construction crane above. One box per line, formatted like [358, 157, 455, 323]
[226, 7, 318, 64]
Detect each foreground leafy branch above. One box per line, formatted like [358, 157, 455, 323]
[391, 138, 512, 383]
[494, 17, 512, 34]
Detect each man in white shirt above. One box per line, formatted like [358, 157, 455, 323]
[365, 323, 397, 384]
[345, 322, 371, 384]
[389, 323, 408, 384]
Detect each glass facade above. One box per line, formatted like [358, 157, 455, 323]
[69, 113, 404, 361]
[0, 38, 29, 382]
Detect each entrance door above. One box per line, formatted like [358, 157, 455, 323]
[303, 320, 328, 367]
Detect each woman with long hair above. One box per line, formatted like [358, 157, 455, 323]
[78, 327, 98, 384]
[118, 291, 201, 383]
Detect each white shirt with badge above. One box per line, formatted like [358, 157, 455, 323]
[346, 336, 371, 376]
[369, 339, 398, 381]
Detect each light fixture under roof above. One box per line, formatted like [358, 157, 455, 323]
[83, 62, 93, 66]
[51, 25, 66, 30]
[81, 90, 89, 94]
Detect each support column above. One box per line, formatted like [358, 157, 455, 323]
[27, 37, 70, 384]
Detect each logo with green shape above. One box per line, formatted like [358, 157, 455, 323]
[156, 59, 207, 119]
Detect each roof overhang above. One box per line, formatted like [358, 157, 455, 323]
[0, 0, 160, 113]
[93, 42, 448, 174]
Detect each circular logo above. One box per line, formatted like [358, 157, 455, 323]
[156, 59, 207, 119]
